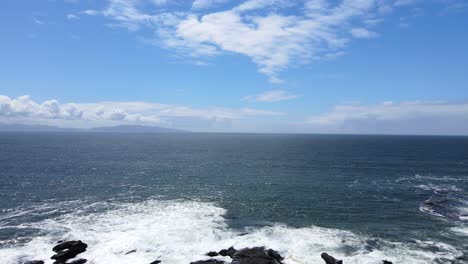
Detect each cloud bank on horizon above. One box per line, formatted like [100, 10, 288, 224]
[77, 0, 423, 83]
[2, 95, 468, 135]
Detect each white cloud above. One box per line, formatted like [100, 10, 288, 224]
[83, 0, 410, 83]
[192, 0, 229, 10]
[306, 101, 468, 135]
[350, 27, 378, 38]
[67, 14, 80, 20]
[0, 95, 282, 130]
[83, 9, 99, 15]
[242, 90, 299, 102]
[80, 0, 448, 82]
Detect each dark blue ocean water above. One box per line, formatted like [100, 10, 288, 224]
[0, 133, 467, 264]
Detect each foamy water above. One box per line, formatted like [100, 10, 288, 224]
[0, 200, 463, 264]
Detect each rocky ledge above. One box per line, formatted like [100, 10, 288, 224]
[23, 240, 394, 264]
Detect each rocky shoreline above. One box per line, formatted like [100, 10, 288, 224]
[23, 240, 395, 264]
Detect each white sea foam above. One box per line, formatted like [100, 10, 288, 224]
[396, 174, 465, 183]
[451, 226, 468, 237]
[415, 183, 462, 192]
[0, 200, 463, 264]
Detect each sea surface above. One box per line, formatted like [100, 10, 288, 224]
[0, 133, 467, 264]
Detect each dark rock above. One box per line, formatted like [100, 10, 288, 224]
[382, 261, 393, 264]
[231, 247, 283, 264]
[51, 240, 87, 262]
[321, 253, 343, 264]
[125, 249, 137, 255]
[149, 260, 161, 264]
[190, 260, 226, 264]
[206, 251, 219, 257]
[52, 241, 87, 253]
[266, 249, 283, 261]
[219, 247, 237, 258]
[24, 261, 44, 264]
[67, 259, 87, 264]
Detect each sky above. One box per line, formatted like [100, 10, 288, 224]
[0, 0, 467, 134]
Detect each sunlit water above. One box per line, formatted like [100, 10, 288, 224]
[0, 133, 467, 263]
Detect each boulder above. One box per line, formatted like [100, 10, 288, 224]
[206, 251, 219, 257]
[382, 261, 393, 264]
[24, 261, 44, 264]
[149, 260, 161, 264]
[190, 260, 226, 264]
[321, 253, 343, 264]
[219, 247, 237, 258]
[231, 247, 283, 264]
[52, 241, 87, 253]
[51, 240, 87, 262]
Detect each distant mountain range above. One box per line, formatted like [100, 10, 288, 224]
[0, 123, 188, 133]
[90, 125, 186, 133]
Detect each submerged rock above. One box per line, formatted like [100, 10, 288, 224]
[125, 249, 137, 255]
[321, 253, 343, 264]
[382, 261, 393, 264]
[23, 261, 44, 264]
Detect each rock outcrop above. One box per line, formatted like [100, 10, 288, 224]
[51, 240, 87, 264]
[321, 252, 343, 264]
[21, 241, 398, 264]
[190, 260, 226, 264]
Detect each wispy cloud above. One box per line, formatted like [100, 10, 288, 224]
[242, 90, 299, 102]
[350, 28, 378, 38]
[0, 95, 282, 130]
[81, 0, 425, 83]
[67, 14, 80, 20]
[33, 17, 44, 25]
[192, 0, 229, 10]
[394, 0, 419, 7]
[83, 9, 99, 16]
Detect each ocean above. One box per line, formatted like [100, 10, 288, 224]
[0, 133, 467, 264]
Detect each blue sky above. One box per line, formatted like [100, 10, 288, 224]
[0, 0, 467, 134]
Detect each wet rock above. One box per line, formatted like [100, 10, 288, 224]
[125, 249, 137, 255]
[67, 259, 87, 264]
[52, 241, 87, 253]
[321, 253, 343, 264]
[149, 260, 161, 264]
[231, 247, 283, 264]
[266, 249, 283, 262]
[190, 260, 226, 264]
[51, 240, 87, 262]
[206, 251, 219, 257]
[382, 261, 393, 264]
[219, 247, 237, 258]
[24, 261, 44, 264]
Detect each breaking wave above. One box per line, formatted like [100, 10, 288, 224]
[0, 199, 464, 264]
